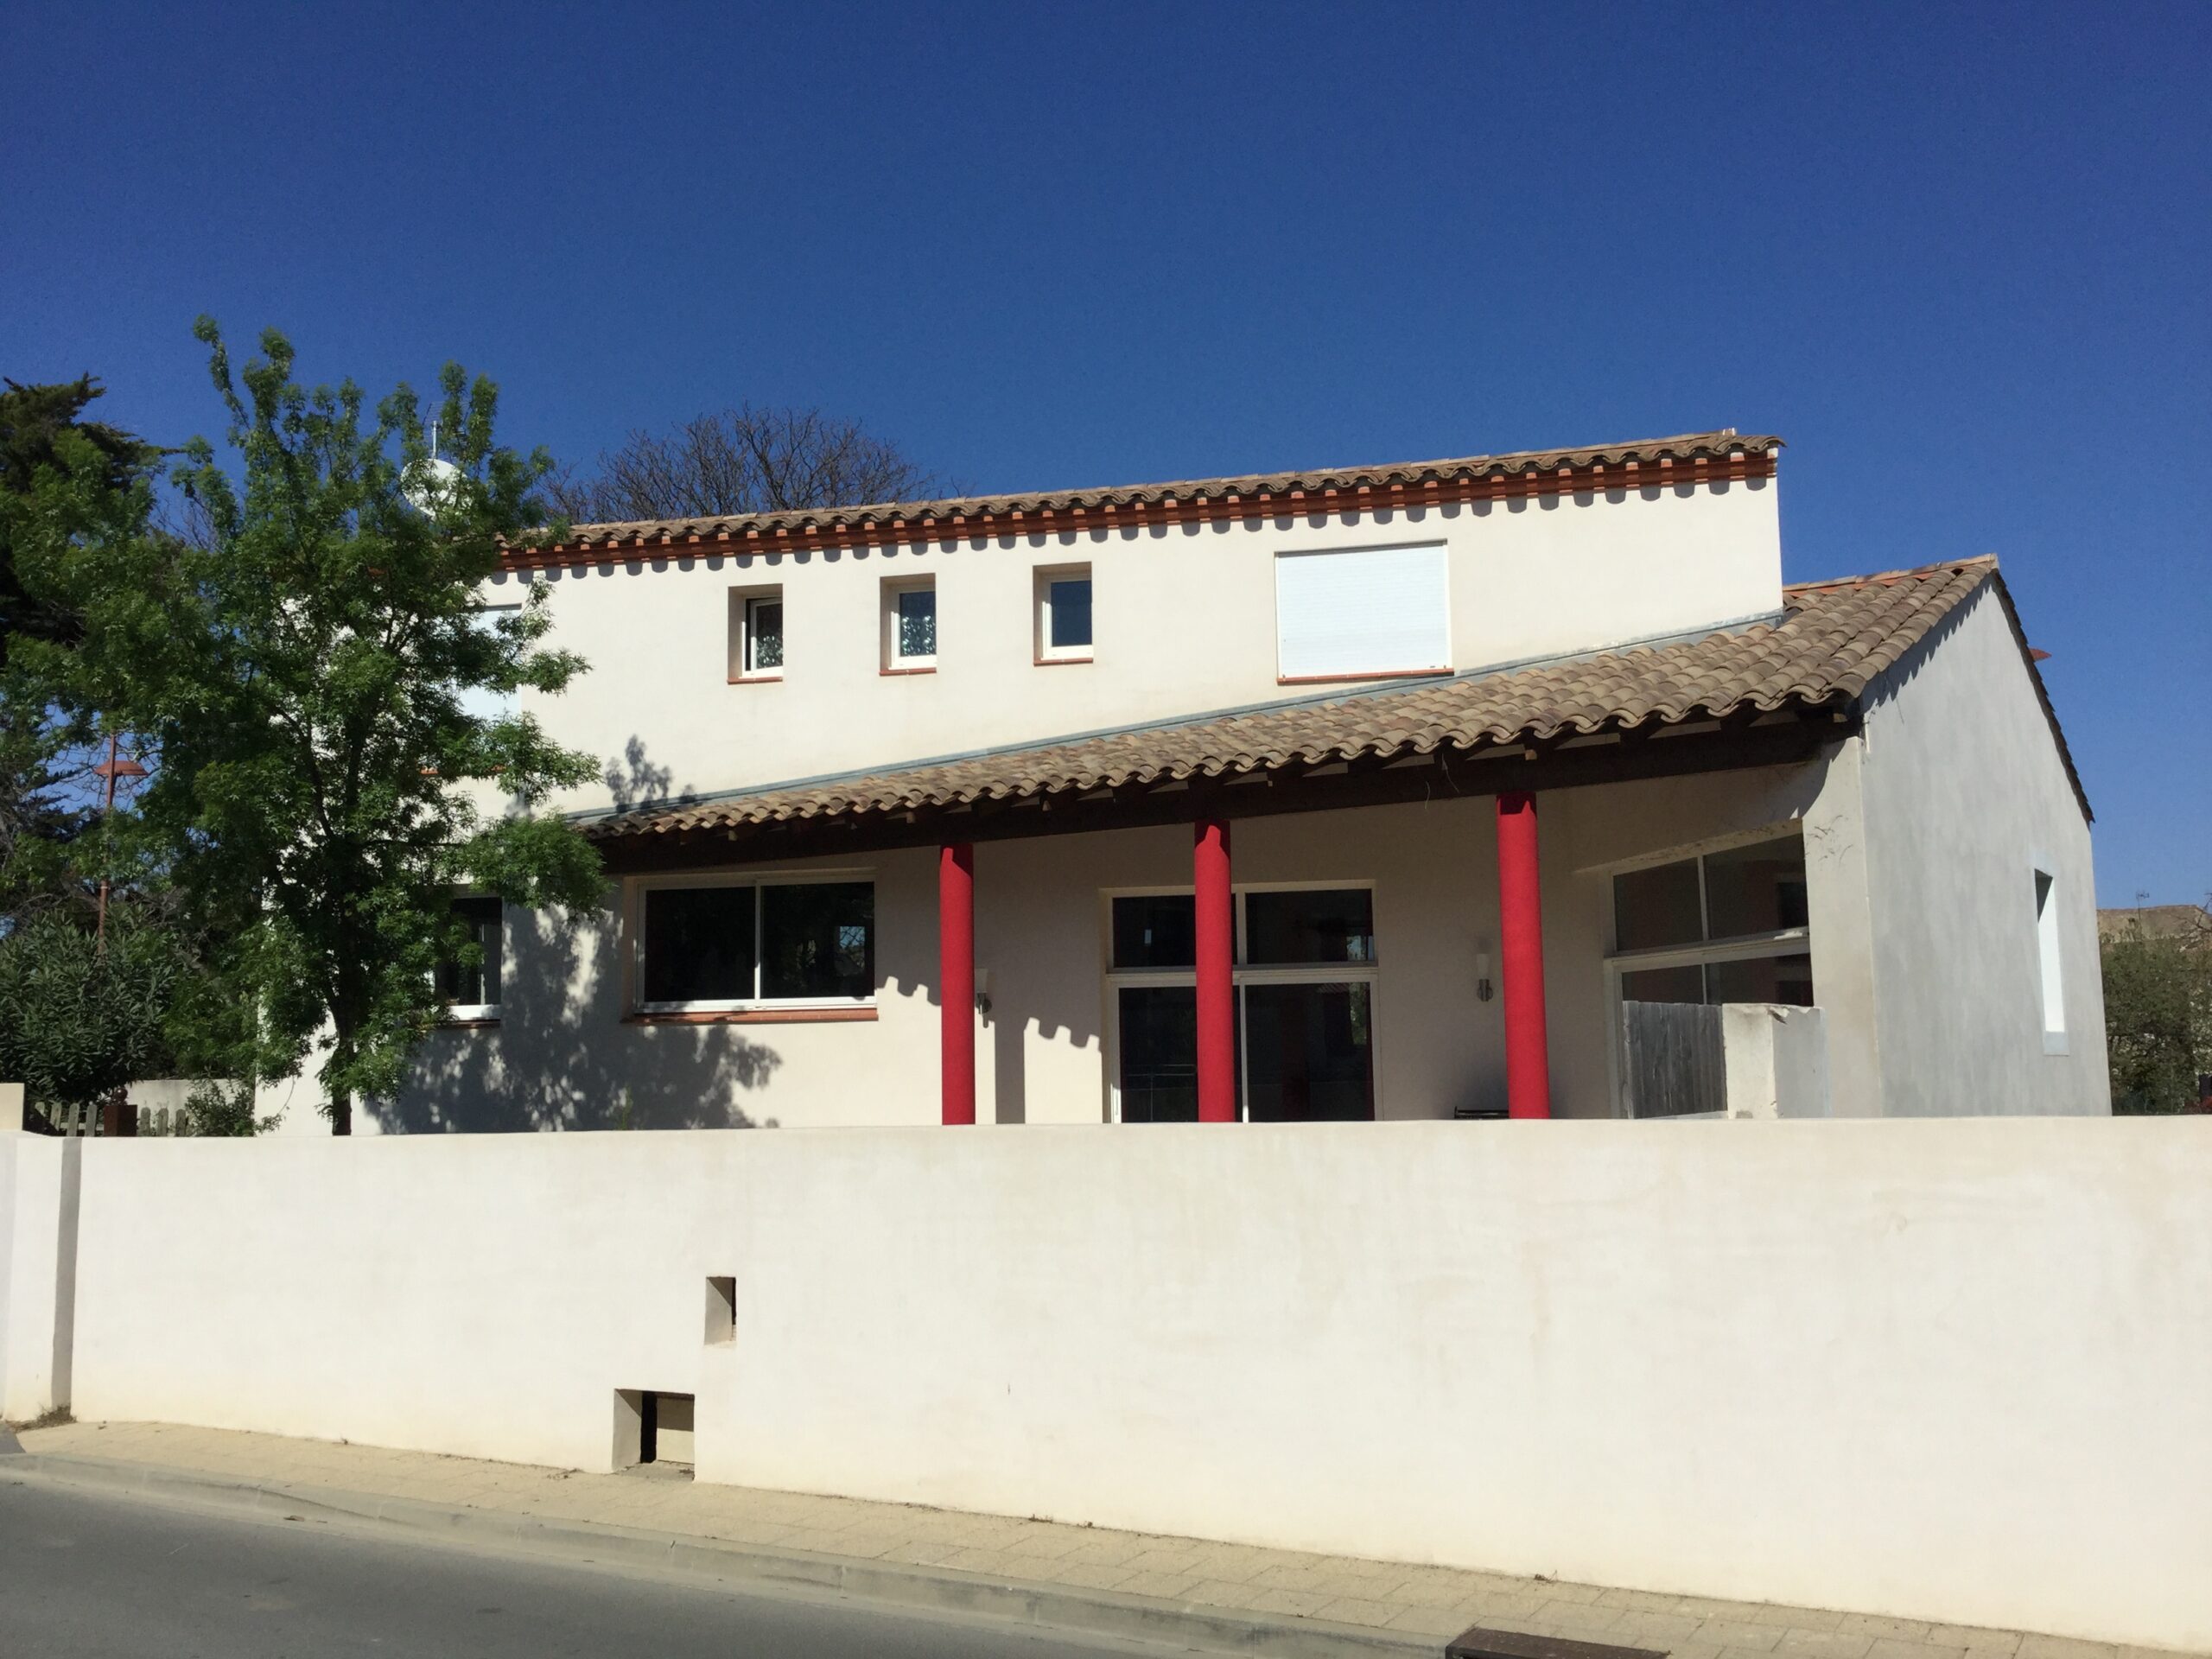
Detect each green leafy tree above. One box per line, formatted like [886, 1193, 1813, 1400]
[0, 912, 181, 1127]
[0, 376, 162, 924]
[13, 321, 602, 1133]
[2101, 907, 2212, 1113]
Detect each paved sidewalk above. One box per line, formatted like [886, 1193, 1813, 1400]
[3, 1421, 2182, 1659]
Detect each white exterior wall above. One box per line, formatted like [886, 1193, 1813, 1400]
[510, 475, 1780, 812]
[388, 766, 1885, 1134]
[45, 1120, 2212, 1649]
[1855, 586, 2107, 1115]
[0, 1133, 77, 1421]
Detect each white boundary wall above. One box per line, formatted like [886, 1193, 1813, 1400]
[22, 1120, 2211, 1649]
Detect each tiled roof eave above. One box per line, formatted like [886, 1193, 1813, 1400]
[582, 559, 1998, 845]
[506, 430, 1783, 564]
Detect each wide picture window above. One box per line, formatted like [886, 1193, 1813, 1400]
[1609, 831, 1814, 1007]
[1107, 887, 1376, 1122]
[1609, 833, 1812, 1116]
[639, 880, 874, 1012]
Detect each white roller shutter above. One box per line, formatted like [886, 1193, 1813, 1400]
[1274, 544, 1450, 681]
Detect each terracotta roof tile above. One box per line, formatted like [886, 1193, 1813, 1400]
[588, 556, 2073, 841]
[543, 430, 1781, 554]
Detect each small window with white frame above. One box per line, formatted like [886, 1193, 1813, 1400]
[728, 587, 785, 682]
[634, 875, 875, 1014]
[881, 575, 936, 671]
[434, 895, 504, 1022]
[2034, 868, 2067, 1052]
[1035, 565, 1093, 663]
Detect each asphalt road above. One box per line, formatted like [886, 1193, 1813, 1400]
[0, 1471, 1195, 1658]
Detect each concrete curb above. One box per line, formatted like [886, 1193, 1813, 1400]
[3, 1452, 1440, 1658]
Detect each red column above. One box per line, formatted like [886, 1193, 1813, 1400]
[1193, 817, 1236, 1122]
[1496, 791, 1553, 1119]
[939, 842, 976, 1126]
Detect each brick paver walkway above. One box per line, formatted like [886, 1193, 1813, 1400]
[9, 1421, 2185, 1659]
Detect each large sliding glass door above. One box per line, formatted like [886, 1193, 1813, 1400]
[1107, 887, 1377, 1122]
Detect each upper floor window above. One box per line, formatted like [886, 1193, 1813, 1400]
[882, 576, 936, 671]
[1036, 566, 1093, 663]
[638, 877, 875, 1012]
[1274, 543, 1449, 683]
[434, 896, 504, 1020]
[460, 603, 524, 722]
[728, 587, 785, 682]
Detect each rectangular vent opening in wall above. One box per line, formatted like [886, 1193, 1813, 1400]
[613, 1389, 696, 1473]
[705, 1275, 736, 1344]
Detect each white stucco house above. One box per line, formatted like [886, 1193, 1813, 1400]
[263, 429, 2105, 1131]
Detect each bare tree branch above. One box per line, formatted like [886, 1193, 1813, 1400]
[547, 404, 949, 524]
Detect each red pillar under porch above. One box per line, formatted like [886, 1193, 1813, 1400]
[1193, 817, 1236, 1122]
[1495, 791, 1553, 1119]
[939, 842, 976, 1126]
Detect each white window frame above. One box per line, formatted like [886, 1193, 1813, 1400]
[435, 894, 504, 1024]
[881, 575, 937, 671]
[727, 586, 785, 683]
[1034, 563, 1094, 664]
[629, 870, 878, 1015]
[1100, 880, 1382, 1123]
[1599, 824, 1815, 1117]
[2034, 867, 2068, 1053]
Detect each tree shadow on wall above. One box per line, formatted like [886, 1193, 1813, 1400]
[370, 891, 785, 1134]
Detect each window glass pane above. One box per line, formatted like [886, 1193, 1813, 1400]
[1243, 982, 1375, 1122]
[747, 599, 784, 671]
[1117, 986, 1197, 1122]
[643, 886, 756, 1003]
[435, 897, 503, 1006]
[1619, 964, 1704, 1004]
[1703, 834, 1808, 939]
[896, 587, 936, 658]
[1112, 894, 1195, 969]
[1244, 888, 1374, 965]
[1048, 578, 1092, 649]
[760, 882, 874, 1000]
[1704, 952, 1815, 1007]
[1613, 859, 1702, 952]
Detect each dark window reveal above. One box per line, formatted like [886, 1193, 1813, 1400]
[1613, 859, 1703, 952]
[643, 886, 757, 1005]
[1047, 578, 1092, 650]
[896, 586, 936, 660]
[1112, 894, 1196, 970]
[434, 897, 505, 1007]
[1702, 835, 1809, 939]
[1244, 889, 1374, 965]
[760, 882, 874, 1000]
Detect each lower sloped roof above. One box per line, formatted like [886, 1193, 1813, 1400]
[587, 556, 2087, 841]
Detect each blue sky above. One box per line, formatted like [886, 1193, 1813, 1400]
[6, 2, 2206, 903]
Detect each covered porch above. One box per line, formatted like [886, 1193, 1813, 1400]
[576, 566, 1977, 1126]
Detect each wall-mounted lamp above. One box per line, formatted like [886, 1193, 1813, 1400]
[974, 967, 993, 1019]
[1475, 947, 1494, 1003]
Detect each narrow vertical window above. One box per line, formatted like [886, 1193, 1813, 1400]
[2035, 869, 2067, 1051]
[1035, 565, 1093, 663]
[746, 596, 784, 672]
[883, 576, 937, 670]
[728, 587, 785, 681]
[434, 896, 505, 1020]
